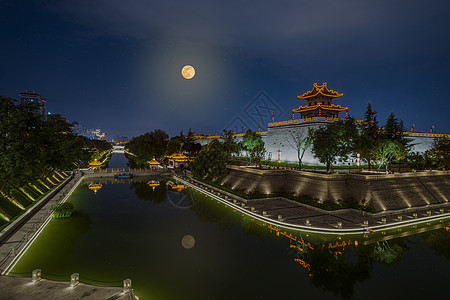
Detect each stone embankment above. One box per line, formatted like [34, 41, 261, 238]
[175, 175, 450, 235]
[219, 166, 450, 212]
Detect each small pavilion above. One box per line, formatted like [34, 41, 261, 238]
[166, 153, 189, 169]
[148, 157, 161, 169]
[89, 159, 102, 170]
[293, 82, 348, 119]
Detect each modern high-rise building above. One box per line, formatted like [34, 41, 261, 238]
[72, 121, 108, 141]
[19, 90, 47, 121]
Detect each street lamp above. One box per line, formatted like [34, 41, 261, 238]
[356, 153, 361, 170]
[274, 142, 284, 168]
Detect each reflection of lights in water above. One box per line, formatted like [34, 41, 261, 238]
[182, 235, 195, 249]
[88, 183, 103, 194]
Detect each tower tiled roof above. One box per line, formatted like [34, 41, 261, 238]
[298, 82, 343, 99]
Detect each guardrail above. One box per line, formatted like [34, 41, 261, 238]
[174, 175, 450, 236]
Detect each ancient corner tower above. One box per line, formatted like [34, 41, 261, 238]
[293, 82, 348, 119]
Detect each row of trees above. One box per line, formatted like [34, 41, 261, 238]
[0, 95, 111, 186]
[306, 102, 449, 173]
[126, 128, 203, 161]
[190, 130, 265, 180]
[127, 128, 265, 180]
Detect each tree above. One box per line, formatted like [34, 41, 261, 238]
[355, 102, 381, 171]
[127, 129, 169, 161]
[181, 128, 202, 158]
[167, 135, 183, 155]
[383, 112, 405, 143]
[0, 97, 47, 185]
[374, 140, 407, 173]
[407, 152, 430, 170]
[222, 130, 240, 158]
[190, 141, 228, 181]
[428, 136, 450, 169]
[242, 130, 265, 166]
[0, 95, 105, 186]
[286, 129, 312, 169]
[310, 120, 357, 173]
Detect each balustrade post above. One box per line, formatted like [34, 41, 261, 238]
[123, 279, 132, 293]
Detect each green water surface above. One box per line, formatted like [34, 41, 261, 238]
[11, 178, 450, 300]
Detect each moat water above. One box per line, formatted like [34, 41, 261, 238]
[11, 154, 450, 299]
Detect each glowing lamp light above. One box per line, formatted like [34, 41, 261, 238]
[32, 269, 41, 282]
[71, 273, 79, 287]
[123, 279, 132, 293]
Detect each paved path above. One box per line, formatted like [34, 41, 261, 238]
[0, 275, 134, 300]
[0, 174, 83, 274]
[175, 175, 450, 235]
[0, 173, 138, 299]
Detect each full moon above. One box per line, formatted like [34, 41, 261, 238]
[181, 235, 195, 249]
[181, 65, 195, 79]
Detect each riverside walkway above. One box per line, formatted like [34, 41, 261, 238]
[0, 172, 137, 299]
[174, 175, 450, 236]
[0, 275, 134, 300]
[0, 173, 82, 274]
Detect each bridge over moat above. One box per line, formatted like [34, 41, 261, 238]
[83, 168, 173, 178]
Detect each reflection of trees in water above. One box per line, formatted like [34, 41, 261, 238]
[189, 191, 234, 231]
[278, 227, 407, 300]
[370, 241, 406, 265]
[54, 210, 93, 241]
[129, 181, 167, 204]
[303, 244, 371, 300]
[421, 227, 450, 260]
[34, 210, 93, 271]
[240, 217, 268, 237]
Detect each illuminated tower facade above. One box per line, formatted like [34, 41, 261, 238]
[292, 82, 348, 119]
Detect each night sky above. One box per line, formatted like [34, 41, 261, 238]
[1, 0, 449, 138]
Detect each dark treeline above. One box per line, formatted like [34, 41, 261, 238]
[0, 95, 111, 187]
[127, 128, 203, 162]
[127, 128, 263, 180]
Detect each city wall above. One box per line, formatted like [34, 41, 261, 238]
[219, 166, 450, 212]
[197, 117, 448, 165]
